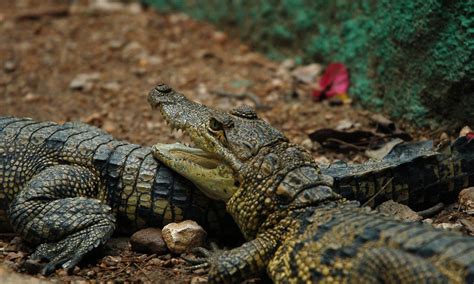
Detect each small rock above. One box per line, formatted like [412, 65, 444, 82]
[108, 39, 125, 50]
[324, 113, 334, 120]
[69, 73, 101, 91]
[377, 200, 422, 222]
[459, 126, 473, 137]
[422, 218, 433, 224]
[212, 31, 227, 44]
[143, 55, 162, 66]
[130, 228, 168, 255]
[4, 60, 16, 72]
[162, 220, 207, 254]
[148, 258, 163, 266]
[102, 81, 121, 92]
[459, 187, 474, 215]
[300, 138, 313, 150]
[90, 0, 125, 12]
[291, 63, 322, 84]
[101, 255, 121, 267]
[335, 119, 354, 131]
[433, 222, 463, 231]
[127, 3, 142, 14]
[23, 92, 40, 102]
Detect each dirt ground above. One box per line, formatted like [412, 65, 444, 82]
[0, 0, 472, 283]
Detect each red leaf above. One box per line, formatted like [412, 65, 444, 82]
[466, 132, 474, 141]
[312, 63, 349, 100]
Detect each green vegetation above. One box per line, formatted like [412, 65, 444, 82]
[144, 0, 474, 126]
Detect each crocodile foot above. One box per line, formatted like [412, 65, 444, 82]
[182, 244, 221, 272]
[29, 225, 110, 275]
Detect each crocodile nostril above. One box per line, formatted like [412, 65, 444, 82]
[155, 84, 172, 93]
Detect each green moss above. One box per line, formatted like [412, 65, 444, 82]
[143, 0, 474, 126]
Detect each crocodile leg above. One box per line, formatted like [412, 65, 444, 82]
[206, 228, 280, 283]
[8, 165, 115, 275]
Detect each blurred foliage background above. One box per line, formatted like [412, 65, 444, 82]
[143, 0, 474, 127]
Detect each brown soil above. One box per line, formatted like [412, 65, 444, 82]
[0, 0, 470, 282]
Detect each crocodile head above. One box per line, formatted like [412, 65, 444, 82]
[149, 84, 337, 239]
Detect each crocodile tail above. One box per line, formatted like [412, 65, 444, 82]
[451, 135, 474, 158]
[326, 137, 474, 209]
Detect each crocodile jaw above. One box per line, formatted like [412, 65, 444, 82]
[153, 143, 238, 201]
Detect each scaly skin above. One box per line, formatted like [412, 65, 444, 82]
[320, 137, 474, 209]
[0, 116, 239, 275]
[149, 84, 474, 283]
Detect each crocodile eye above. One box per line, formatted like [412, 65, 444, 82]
[209, 118, 224, 131]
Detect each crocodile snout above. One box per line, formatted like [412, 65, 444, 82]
[148, 83, 185, 108]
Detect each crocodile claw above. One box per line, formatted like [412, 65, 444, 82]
[182, 244, 221, 272]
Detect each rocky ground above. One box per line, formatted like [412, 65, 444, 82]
[0, 0, 473, 283]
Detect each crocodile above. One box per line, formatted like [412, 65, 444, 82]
[0, 116, 240, 275]
[149, 84, 474, 283]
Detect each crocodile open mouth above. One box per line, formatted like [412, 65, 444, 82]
[153, 142, 238, 201]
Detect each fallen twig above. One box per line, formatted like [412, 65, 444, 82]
[325, 138, 366, 151]
[133, 262, 152, 282]
[362, 177, 394, 207]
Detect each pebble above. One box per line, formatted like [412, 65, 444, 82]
[162, 220, 207, 254]
[23, 92, 40, 102]
[69, 73, 101, 91]
[335, 119, 354, 131]
[300, 138, 313, 150]
[108, 39, 125, 50]
[102, 81, 121, 92]
[3, 60, 16, 72]
[433, 222, 463, 231]
[212, 31, 227, 44]
[377, 200, 422, 222]
[459, 187, 474, 214]
[130, 228, 168, 255]
[291, 63, 322, 84]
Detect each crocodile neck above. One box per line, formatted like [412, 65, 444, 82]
[227, 142, 341, 240]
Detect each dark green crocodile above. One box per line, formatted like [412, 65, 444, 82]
[0, 116, 239, 275]
[149, 84, 474, 283]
